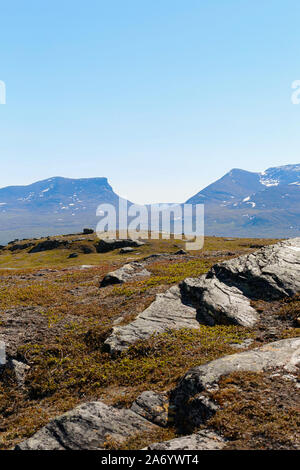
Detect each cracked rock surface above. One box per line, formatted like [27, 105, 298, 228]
[16, 338, 300, 450]
[170, 337, 300, 427]
[15, 401, 157, 450]
[104, 286, 199, 353]
[105, 238, 300, 351]
[210, 238, 300, 300]
[181, 275, 259, 327]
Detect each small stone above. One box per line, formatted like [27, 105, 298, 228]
[120, 247, 135, 254]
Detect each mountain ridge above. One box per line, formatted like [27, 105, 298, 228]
[0, 164, 299, 243]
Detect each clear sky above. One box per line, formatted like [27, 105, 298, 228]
[0, 0, 300, 204]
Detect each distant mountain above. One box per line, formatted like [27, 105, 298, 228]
[186, 168, 264, 206]
[0, 164, 299, 244]
[186, 164, 300, 238]
[0, 177, 127, 243]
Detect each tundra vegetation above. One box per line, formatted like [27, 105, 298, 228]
[0, 233, 298, 450]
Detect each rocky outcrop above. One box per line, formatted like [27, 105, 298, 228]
[95, 239, 145, 253]
[210, 238, 300, 300]
[144, 430, 226, 450]
[16, 401, 157, 450]
[131, 391, 169, 427]
[181, 275, 259, 327]
[100, 262, 151, 287]
[8, 242, 35, 252]
[104, 286, 199, 353]
[105, 238, 300, 351]
[15, 338, 300, 450]
[170, 337, 300, 427]
[29, 239, 69, 253]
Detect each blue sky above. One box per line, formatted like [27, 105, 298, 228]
[0, 0, 300, 203]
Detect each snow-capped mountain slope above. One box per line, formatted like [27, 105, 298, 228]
[0, 177, 119, 212]
[259, 164, 300, 187]
[186, 168, 264, 206]
[186, 164, 300, 238]
[0, 177, 127, 243]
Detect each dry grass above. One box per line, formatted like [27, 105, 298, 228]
[0, 234, 294, 450]
[207, 370, 300, 450]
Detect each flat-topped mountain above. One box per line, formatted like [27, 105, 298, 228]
[0, 176, 119, 211]
[0, 177, 126, 243]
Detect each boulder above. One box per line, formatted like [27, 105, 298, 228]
[8, 359, 30, 386]
[131, 391, 169, 427]
[210, 238, 300, 300]
[100, 263, 150, 287]
[16, 401, 157, 450]
[181, 275, 259, 327]
[144, 430, 226, 450]
[78, 244, 96, 254]
[175, 249, 187, 255]
[104, 286, 199, 353]
[95, 239, 145, 253]
[170, 337, 300, 427]
[68, 253, 78, 259]
[83, 228, 94, 234]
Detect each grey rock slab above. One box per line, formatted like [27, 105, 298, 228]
[181, 275, 259, 327]
[144, 430, 226, 450]
[131, 391, 169, 427]
[16, 401, 157, 450]
[171, 337, 300, 420]
[104, 286, 199, 353]
[211, 238, 300, 300]
[100, 262, 150, 287]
